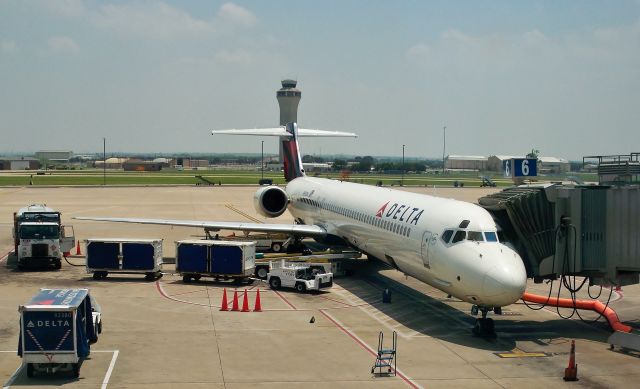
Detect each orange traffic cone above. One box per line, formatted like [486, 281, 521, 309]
[563, 340, 578, 381]
[253, 288, 262, 312]
[75, 240, 82, 256]
[241, 289, 250, 312]
[231, 290, 239, 311]
[220, 288, 229, 311]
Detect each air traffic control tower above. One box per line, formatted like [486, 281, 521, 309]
[277, 79, 301, 126]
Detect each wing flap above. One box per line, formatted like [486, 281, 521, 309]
[73, 217, 326, 236]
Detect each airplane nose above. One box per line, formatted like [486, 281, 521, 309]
[482, 262, 527, 306]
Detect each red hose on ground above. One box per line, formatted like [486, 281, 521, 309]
[522, 292, 632, 333]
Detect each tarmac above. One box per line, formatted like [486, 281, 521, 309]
[1, 185, 639, 388]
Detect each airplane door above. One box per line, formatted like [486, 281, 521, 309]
[421, 231, 432, 268]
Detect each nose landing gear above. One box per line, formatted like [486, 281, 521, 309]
[471, 305, 496, 338]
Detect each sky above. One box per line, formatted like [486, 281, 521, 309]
[1, 0, 639, 160]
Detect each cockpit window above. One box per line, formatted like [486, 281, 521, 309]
[441, 229, 453, 243]
[467, 231, 484, 242]
[459, 220, 470, 229]
[451, 230, 466, 243]
[484, 232, 498, 242]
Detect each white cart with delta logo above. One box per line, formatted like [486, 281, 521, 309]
[18, 288, 97, 378]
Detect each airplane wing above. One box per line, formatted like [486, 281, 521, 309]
[211, 127, 357, 138]
[73, 217, 327, 236]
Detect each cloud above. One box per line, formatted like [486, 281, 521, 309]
[406, 19, 640, 73]
[177, 48, 254, 67]
[34, 1, 257, 40]
[214, 48, 253, 65]
[216, 2, 257, 27]
[39, 0, 87, 18]
[1, 39, 17, 52]
[406, 43, 430, 60]
[48, 35, 79, 53]
[95, 2, 214, 39]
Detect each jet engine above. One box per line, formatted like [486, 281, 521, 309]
[253, 186, 289, 218]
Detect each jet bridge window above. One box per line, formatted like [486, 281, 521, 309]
[451, 230, 466, 243]
[467, 231, 484, 242]
[441, 229, 454, 243]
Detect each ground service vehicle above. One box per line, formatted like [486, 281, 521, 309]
[18, 289, 97, 378]
[13, 204, 75, 270]
[267, 262, 333, 292]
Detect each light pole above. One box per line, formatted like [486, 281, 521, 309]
[103, 137, 106, 186]
[402, 144, 405, 186]
[442, 126, 446, 174]
[261, 140, 264, 181]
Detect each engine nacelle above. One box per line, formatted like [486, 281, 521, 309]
[253, 186, 289, 218]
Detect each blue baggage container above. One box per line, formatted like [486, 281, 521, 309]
[85, 238, 163, 280]
[175, 240, 255, 283]
[122, 242, 154, 270]
[86, 241, 119, 269]
[176, 243, 208, 273]
[211, 245, 243, 274]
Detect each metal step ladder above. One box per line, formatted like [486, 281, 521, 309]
[371, 331, 397, 376]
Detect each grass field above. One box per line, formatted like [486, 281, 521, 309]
[0, 169, 595, 187]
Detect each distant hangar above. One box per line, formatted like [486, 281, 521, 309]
[446, 154, 570, 173]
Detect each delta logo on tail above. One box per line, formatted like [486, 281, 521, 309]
[376, 201, 424, 225]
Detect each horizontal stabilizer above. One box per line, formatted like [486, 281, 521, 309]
[212, 127, 357, 138]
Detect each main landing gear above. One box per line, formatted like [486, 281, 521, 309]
[471, 305, 499, 338]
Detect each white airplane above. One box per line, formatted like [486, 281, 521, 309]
[77, 123, 527, 336]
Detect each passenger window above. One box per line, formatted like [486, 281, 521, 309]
[452, 230, 466, 243]
[441, 229, 453, 243]
[484, 232, 498, 242]
[467, 231, 484, 242]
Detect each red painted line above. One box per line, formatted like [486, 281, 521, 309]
[273, 289, 297, 310]
[611, 289, 623, 303]
[155, 281, 218, 308]
[319, 295, 353, 307]
[319, 309, 421, 389]
[324, 302, 371, 310]
[169, 289, 208, 297]
[0, 248, 12, 263]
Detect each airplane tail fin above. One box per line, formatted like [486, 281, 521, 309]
[212, 123, 357, 182]
[282, 123, 304, 181]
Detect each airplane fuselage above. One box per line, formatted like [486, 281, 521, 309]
[286, 176, 527, 307]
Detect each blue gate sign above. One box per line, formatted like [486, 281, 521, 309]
[513, 158, 537, 177]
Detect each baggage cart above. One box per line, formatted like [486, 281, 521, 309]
[18, 289, 97, 378]
[176, 240, 255, 283]
[85, 238, 163, 280]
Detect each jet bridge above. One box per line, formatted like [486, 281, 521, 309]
[479, 184, 640, 287]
